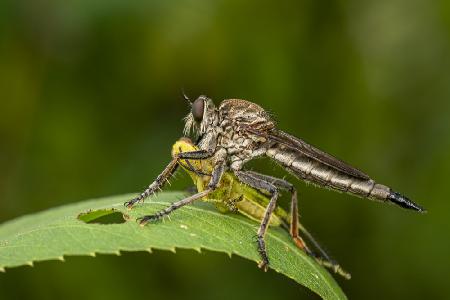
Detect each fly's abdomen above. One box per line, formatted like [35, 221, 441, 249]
[266, 144, 425, 212]
[267, 145, 390, 201]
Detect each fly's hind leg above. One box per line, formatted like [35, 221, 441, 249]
[244, 173, 351, 279]
[241, 171, 311, 255]
[234, 171, 281, 271]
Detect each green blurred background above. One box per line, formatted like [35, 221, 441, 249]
[1, 0, 449, 299]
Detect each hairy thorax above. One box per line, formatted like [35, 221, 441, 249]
[217, 116, 269, 171]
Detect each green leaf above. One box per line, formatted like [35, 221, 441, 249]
[0, 192, 346, 300]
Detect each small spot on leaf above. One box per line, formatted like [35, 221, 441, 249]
[78, 208, 127, 224]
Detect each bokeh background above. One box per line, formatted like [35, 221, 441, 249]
[1, 0, 449, 299]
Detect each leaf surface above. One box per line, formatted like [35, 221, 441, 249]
[0, 192, 346, 300]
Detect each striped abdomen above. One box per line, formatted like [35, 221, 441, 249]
[266, 144, 425, 212]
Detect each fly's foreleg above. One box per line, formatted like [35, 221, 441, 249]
[243, 171, 311, 255]
[125, 150, 214, 209]
[137, 189, 213, 225]
[235, 171, 280, 271]
[138, 152, 226, 226]
[124, 158, 179, 209]
[180, 159, 211, 176]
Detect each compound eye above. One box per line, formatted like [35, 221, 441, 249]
[192, 98, 205, 122]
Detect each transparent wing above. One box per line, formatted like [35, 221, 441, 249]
[246, 127, 370, 180]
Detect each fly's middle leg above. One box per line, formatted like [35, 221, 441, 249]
[234, 171, 281, 271]
[241, 171, 311, 255]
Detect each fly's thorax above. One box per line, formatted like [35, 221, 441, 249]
[229, 146, 269, 171]
[218, 98, 274, 147]
[187, 97, 274, 160]
[218, 99, 275, 131]
[217, 116, 270, 170]
[218, 124, 266, 153]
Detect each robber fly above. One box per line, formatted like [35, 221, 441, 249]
[125, 96, 425, 271]
[171, 137, 351, 278]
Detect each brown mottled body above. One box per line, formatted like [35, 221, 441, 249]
[208, 99, 420, 210]
[217, 99, 273, 170]
[211, 99, 389, 203]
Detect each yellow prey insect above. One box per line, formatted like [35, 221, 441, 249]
[172, 137, 350, 279]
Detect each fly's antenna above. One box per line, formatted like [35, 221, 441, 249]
[181, 88, 192, 106]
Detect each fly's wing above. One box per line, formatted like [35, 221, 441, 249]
[270, 130, 369, 179]
[221, 99, 369, 180]
[246, 127, 370, 180]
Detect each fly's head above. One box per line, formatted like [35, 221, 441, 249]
[183, 95, 219, 137]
